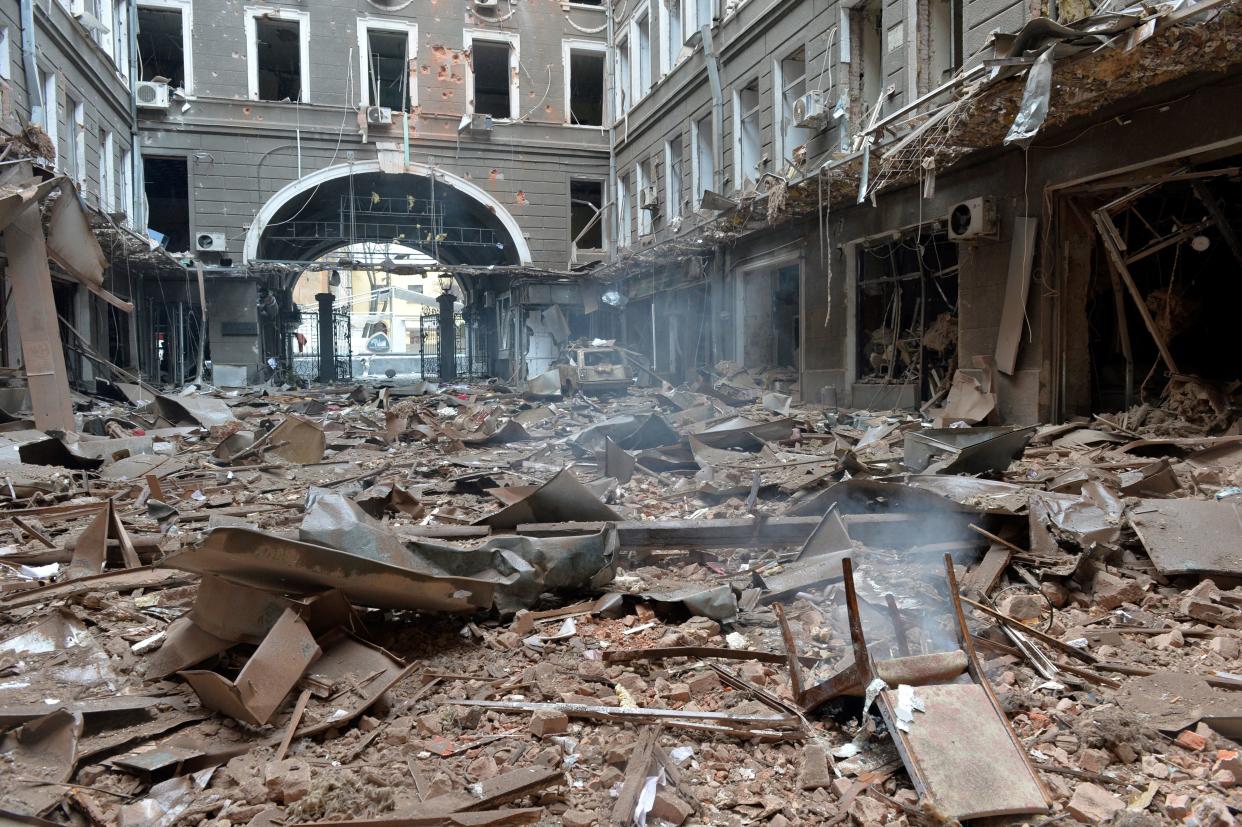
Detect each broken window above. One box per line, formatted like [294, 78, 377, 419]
[776, 47, 809, 169]
[637, 158, 656, 235]
[617, 172, 633, 248]
[470, 39, 514, 119]
[137, 4, 188, 90]
[570, 179, 604, 251]
[362, 24, 413, 111]
[665, 136, 684, 222]
[570, 0, 603, 5]
[566, 46, 605, 126]
[99, 130, 115, 212]
[633, 7, 652, 100]
[688, 0, 714, 37]
[926, 0, 962, 88]
[68, 98, 85, 189]
[36, 67, 57, 163]
[851, 0, 883, 125]
[143, 156, 190, 252]
[734, 79, 761, 190]
[250, 13, 305, 102]
[855, 228, 959, 402]
[692, 112, 714, 205]
[120, 149, 132, 222]
[0, 27, 10, 81]
[662, 0, 683, 74]
[616, 36, 631, 114]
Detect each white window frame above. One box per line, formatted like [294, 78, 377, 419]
[138, 0, 194, 95]
[630, 4, 652, 103]
[637, 159, 654, 236]
[659, 0, 686, 75]
[732, 79, 761, 191]
[100, 130, 115, 212]
[664, 135, 684, 222]
[617, 173, 632, 248]
[686, 0, 714, 40]
[615, 34, 631, 116]
[38, 68, 58, 164]
[120, 147, 133, 223]
[244, 6, 310, 102]
[561, 39, 607, 127]
[357, 18, 417, 110]
[464, 29, 520, 121]
[0, 27, 9, 81]
[773, 47, 809, 170]
[691, 112, 714, 207]
[68, 98, 86, 188]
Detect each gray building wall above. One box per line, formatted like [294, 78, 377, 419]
[608, 0, 1026, 254]
[135, 0, 612, 271]
[0, 0, 137, 219]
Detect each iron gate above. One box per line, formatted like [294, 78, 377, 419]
[417, 308, 475, 379]
[289, 307, 353, 382]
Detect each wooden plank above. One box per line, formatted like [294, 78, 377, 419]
[1091, 209, 1180, 374]
[994, 216, 1039, 375]
[611, 726, 660, 825]
[881, 683, 1049, 819]
[6, 206, 74, 431]
[962, 545, 1012, 598]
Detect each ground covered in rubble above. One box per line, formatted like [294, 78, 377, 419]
[1, 374, 1241, 827]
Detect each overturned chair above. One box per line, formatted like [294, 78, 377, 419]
[797, 555, 1052, 821]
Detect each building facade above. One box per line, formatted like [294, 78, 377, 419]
[0, 0, 142, 392]
[599, 0, 1242, 424]
[133, 0, 612, 382]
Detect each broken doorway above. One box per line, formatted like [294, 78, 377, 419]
[739, 262, 800, 375]
[143, 156, 190, 253]
[855, 228, 959, 403]
[1076, 161, 1242, 423]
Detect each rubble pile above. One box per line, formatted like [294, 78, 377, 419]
[0, 376, 1240, 826]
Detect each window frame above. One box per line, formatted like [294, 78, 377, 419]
[614, 34, 631, 116]
[659, 0, 685, 75]
[616, 172, 633, 248]
[138, 0, 195, 95]
[773, 46, 809, 170]
[100, 130, 115, 212]
[68, 97, 86, 189]
[732, 78, 761, 191]
[637, 158, 655, 236]
[464, 29, 520, 121]
[630, 3, 652, 104]
[244, 6, 311, 103]
[38, 67, 58, 165]
[664, 135, 684, 222]
[357, 17, 418, 111]
[562, 39, 607, 128]
[691, 112, 714, 208]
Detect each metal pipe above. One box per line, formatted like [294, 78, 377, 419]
[316, 292, 337, 382]
[20, 0, 42, 127]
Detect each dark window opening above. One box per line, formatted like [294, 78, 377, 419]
[144, 156, 190, 253]
[852, 0, 883, 122]
[569, 51, 604, 126]
[255, 17, 302, 102]
[471, 40, 512, 119]
[367, 29, 409, 111]
[137, 6, 185, 89]
[856, 230, 959, 402]
[571, 0, 603, 5]
[571, 180, 603, 250]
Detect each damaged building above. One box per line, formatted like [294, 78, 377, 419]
[599, 0, 1242, 427]
[5, 1, 1242, 827]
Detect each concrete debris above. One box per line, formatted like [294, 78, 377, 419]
[0, 376, 1240, 826]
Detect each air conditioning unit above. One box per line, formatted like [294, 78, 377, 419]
[947, 196, 998, 241]
[135, 81, 171, 110]
[365, 105, 393, 125]
[474, 0, 499, 7]
[195, 232, 226, 252]
[639, 185, 659, 212]
[793, 91, 828, 130]
[470, 113, 494, 132]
